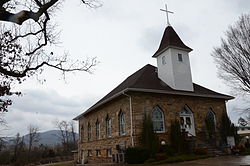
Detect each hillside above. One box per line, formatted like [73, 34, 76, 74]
[3, 130, 79, 146]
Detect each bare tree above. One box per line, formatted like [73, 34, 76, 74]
[12, 133, 25, 162]
[69, 120, 77, 145]
[212, 14, 250, 94]
[55, 120, 77, 153]
[55, 120, 69, 151]
[27, 124, 40, 158]
[0, 0, 101, 112]
[0, 137, 7, 152]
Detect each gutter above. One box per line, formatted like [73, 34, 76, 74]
[127, 88, 234, 100]
[123, 92, 134, 147]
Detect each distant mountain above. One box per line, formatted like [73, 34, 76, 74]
[3, 130, 79, 147]
[24, 130, 61, 146]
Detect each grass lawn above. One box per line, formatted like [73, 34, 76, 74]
[240, 149, 250, 155]
[40, 161, 75, 166]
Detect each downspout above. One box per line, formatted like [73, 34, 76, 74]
[123, 92, 134, 147]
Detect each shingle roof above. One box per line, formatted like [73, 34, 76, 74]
[153, 26, 192, 57]
[74, 64, 234, 119]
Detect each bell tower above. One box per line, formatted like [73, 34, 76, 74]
[153, 5, 194, 91]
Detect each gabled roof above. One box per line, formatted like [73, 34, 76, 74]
[153, 26, 192, 57]
[74, 64, 234, 120]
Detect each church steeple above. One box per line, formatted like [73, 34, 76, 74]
[153, 26, 192, 57]
[153, 7, 194, 92]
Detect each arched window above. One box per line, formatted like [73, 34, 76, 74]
[106, 116, 112, 137]
[180, 107, 192, 128]
[206, 109, 216, 130]
[180, 106, 196, 136]
[96, 120, 100, 139]
[119, 112, 126, 135]
[88, 123, 92, 141]
[152, 107, 165, 132]
[81, 126, 84, 142]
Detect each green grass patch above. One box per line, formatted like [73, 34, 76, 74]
[41, 161, 75, 166]
[148, 154, 212, 165]
[240, 149, 250, 155]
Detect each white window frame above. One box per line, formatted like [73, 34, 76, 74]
[152, 107, 165, 133]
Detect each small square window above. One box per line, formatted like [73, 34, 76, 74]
[88, 150, 92, 157]
[107, 149, 112, 157]
[96, 150, 101, 156]
[178, 54, 183, 62]
[162, 56, 166, 65]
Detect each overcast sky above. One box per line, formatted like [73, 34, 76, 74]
[2, 0, 250, 136]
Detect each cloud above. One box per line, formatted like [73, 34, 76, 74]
[138, 26, 162, 53]
[3, 89, 99, 136]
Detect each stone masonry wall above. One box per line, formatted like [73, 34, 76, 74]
[131, 92, 227, 145]
[78, 96, 133, 163]
[78, 92, 228, 163]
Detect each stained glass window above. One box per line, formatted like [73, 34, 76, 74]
[96, 120, 100, 139]
[107, 118, 112, 137]
[152, 107, 165, 132]
[88, 123, 92, 141]
[119, 113, 126, 135]
[206, 109, 216, 129]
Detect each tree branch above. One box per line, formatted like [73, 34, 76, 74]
[0, 0, 59, 25]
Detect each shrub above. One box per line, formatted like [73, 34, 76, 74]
[141, 114, 160, 156]
[159, 145, 176, 156]
[231, 145, 245, 154]
[0, 151, 12, 164]
[144, 158, 156, 163]
[240, 148, 250, 155]
[194, 148, 208, 155]
[170, 119, 187, 153]
[219, 111, 238, 144]
[125, 147, 151, 164]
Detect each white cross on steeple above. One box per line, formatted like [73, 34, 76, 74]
[160, 4, 174, 26]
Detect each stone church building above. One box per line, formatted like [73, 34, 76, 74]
[74, 25, 234, 164]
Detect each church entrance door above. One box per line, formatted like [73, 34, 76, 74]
[180, 107, 196, 136]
